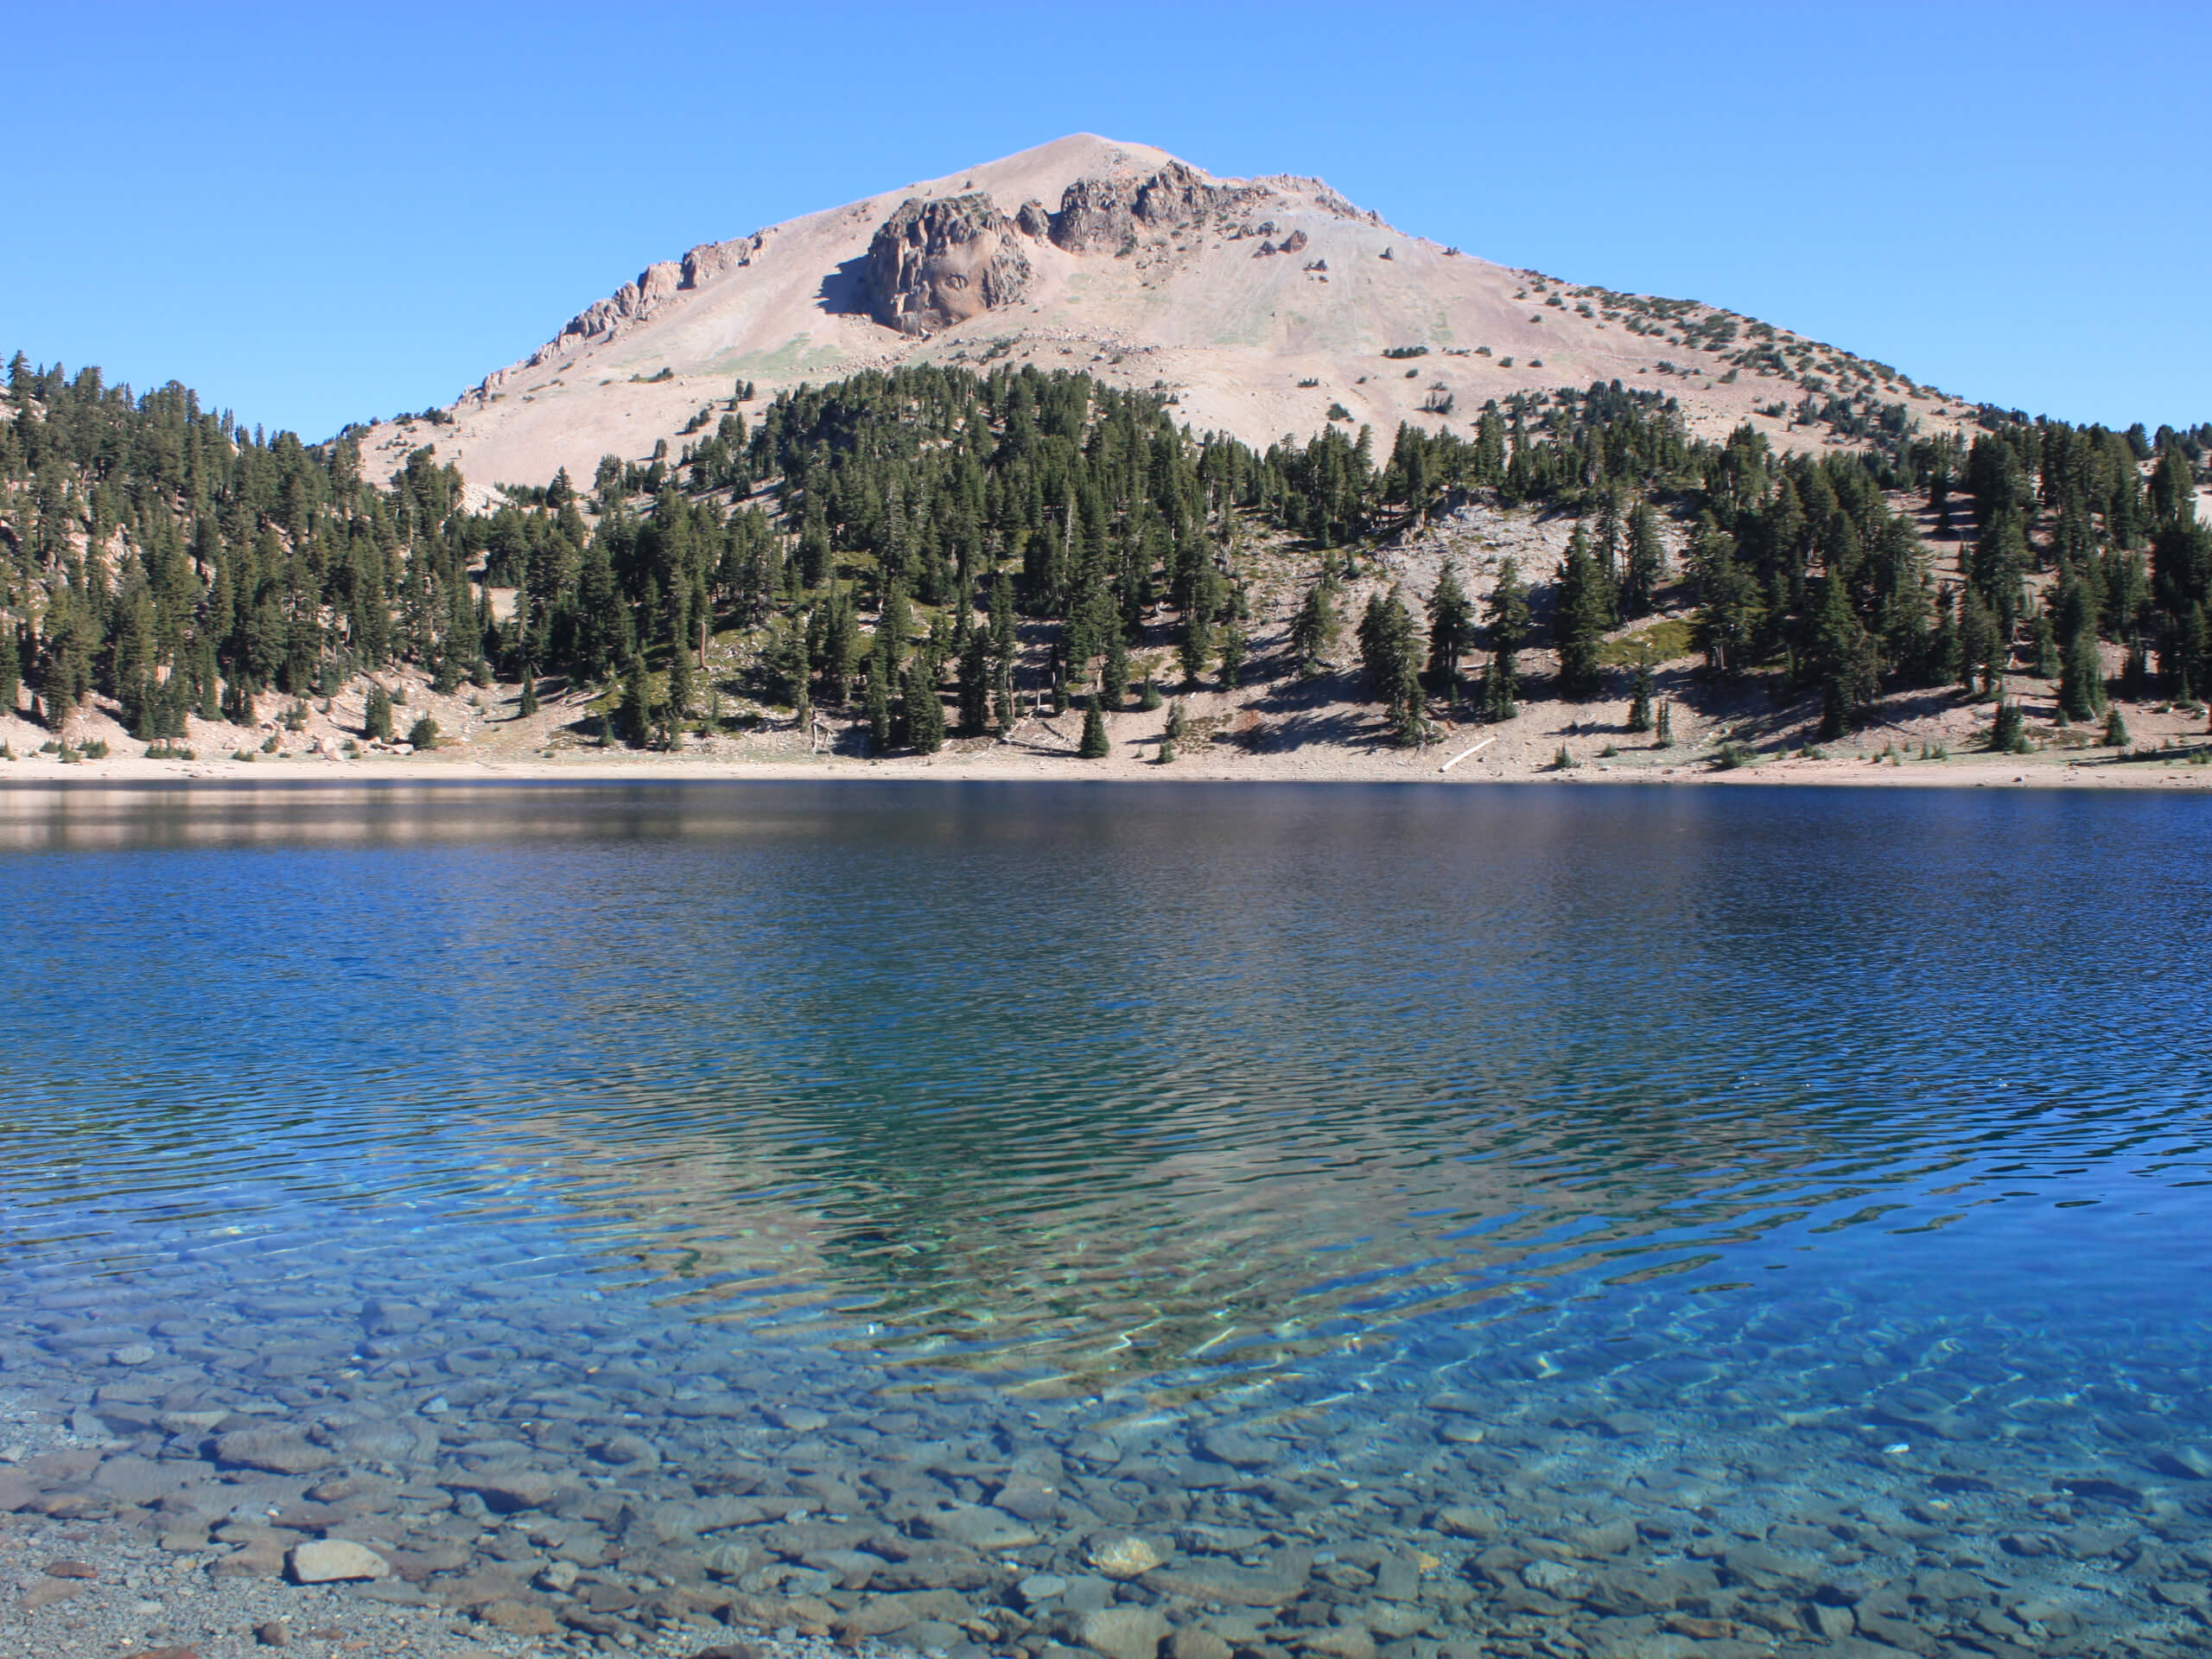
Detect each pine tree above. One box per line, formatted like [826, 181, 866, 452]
[2057, 624, 2103, 721]
[1956, 586, 1999, 696]
[1622, 502, 1664, 617]
[363, 682, 393, 742]
[1217, 621, 1246, 691]
[865, 657, 892, 752]
[1989, 696, 2028, 753]
[1101, 630, 1130, 708]
[1655, 698, 1674, 747]
[1358, 586, 1427, 744]
[2103, 704, 2131, 747]
[1078, 697, 1110, 759]
[1178, 602, 1213, 686]
[1809, 575, 1877, 740]
[2030, 611, 2059, 680]
[1626, 659, 1654, 733]
[1425, 560, 1474, 700]
[957, 629, 991, 734]
[666, 639, 695, 729]
[620, 655, 653, 746]
[1159, 698, 1184, 764]
[904, 660, 945, 753]
[1290, 573, 1341, 677]
[1483, 556, 1529, 720]
[1688, 516, 1759, 675]
[1554, 526, 1612, 699]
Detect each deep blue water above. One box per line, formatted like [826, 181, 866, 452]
[3, 780, 2209, 1651]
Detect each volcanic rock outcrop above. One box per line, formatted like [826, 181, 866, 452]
[1049, 161, 1255, 253]
[867, 194, 1033, 336]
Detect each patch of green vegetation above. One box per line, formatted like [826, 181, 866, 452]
[1599, 620, 1694, 667]
[713, 334, 843, 378]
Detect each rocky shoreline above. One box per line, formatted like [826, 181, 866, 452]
[6, 1244, 2211, 1659]
[0, 1389, 899, 1659]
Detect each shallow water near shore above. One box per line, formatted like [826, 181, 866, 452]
[3, 780, 2211, 1656]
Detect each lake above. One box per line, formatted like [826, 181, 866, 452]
[2, 781, 2208, 1657]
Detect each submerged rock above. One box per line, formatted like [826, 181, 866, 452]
[213, 1429, 333, 1476]
[1088, 1534, 1169, 1579]
[288, 1540, 391, 1583]
[1078, 1605, 1172, 1659]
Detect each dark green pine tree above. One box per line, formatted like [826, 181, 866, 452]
[1290, 572, 1341, 677]
[1217, 620, 1246, 691]
[1178, 601, 1213, 687]
[1358, 586, 1427, 745]
[1483, 556, 1529, 720]
[1809, 574, 1877, 741]
[956, 628, 991, 734]
[518, 671, 539, 718]
[1101, 629, 1130, 708]
[1625, 658, 1654, 734]
[619, 655, 653, 747]
[1425, 560, 1474, 702]
[2030, 610, 2059, 681]
[905, 659, 945, 753]
[1077, 696, 1110, 759]
[865, 652, 893, 753]
[1622, 501, 1665, 618]
[2054, 577, 2104, 721]
[822, 592, 859, 703]
[1553, 526, 1612, 700]
[1956, 585, 1999, 696]
[1989, 696, 2028, 753]
[666, 637, 695, 731]
[364, 681, 393, 742]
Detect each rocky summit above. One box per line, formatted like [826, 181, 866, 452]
[359, 132, 1960, 501]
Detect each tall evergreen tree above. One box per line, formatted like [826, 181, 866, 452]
[904, 659, 945, 753]
[1077, 697, 1110, 759]
[1554, 525, 1612, 700]
[1483, 557, 1529, 720]
[1358, 586, 1427, 744]
[1622, 502, 1664, 617]
[1425, 561, 1474, 700]
[956, 629, 991, 734]
[1290, 572, 1342, 677]
[1626, 658, 1654, 734]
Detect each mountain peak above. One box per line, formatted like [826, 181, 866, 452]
[356, 139, 1961, 497]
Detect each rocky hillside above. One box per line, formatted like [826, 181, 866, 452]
[355, 135, 1967, 502]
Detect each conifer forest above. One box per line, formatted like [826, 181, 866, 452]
[3, 349, 2209, 760]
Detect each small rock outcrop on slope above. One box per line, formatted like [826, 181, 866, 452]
[867, 194, 1033, 336]
[1049, 161, 1260, 253]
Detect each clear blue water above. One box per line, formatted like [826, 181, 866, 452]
[3, 781, 2209, 1655]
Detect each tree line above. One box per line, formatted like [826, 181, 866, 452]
[3, 347, 2205, 754]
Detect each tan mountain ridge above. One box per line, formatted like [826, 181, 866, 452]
[356, 133, 1965, 499]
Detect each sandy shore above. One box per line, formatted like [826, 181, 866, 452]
[0, 744, 2207, 792]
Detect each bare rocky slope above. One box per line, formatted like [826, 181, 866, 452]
[357, 135, 1967, 501]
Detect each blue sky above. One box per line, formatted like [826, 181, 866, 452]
[5, 3, 2204, 442]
